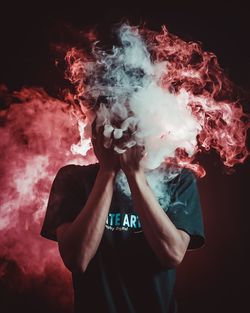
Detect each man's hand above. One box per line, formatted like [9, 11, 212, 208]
[92, 127, 120, 174]
[119, 145, 146, 177]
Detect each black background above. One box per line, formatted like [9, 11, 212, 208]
[0, 2, 249, 313]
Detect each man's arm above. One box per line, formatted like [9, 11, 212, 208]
[127, 170, 190, 268]
[120, 146, 190, 268]
[57, 130, 119, 273]
[57, 169, 116, 273]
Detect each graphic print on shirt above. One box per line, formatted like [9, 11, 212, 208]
[105, 212, 143, 233]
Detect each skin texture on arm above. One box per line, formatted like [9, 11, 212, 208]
[120, 146, 190, 268]
[56, 129, 119, 273]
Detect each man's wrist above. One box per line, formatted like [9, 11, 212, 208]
[125, 169, 146, 182]
[98, 167, 118, 179]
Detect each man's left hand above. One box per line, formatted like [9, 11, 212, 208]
[119, 145, 146, 177]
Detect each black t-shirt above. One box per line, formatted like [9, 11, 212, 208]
[40, 164, 205, 313]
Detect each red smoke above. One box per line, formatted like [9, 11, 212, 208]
[152, 26, 249, 169]
[0, 86, 96, 310]
[66, 25, 249, 176]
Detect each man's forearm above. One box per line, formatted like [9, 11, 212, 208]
[127, 170, 190, 267]
[57, 168, 116, 272]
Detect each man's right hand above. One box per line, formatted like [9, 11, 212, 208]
[92, 126, 120, 174]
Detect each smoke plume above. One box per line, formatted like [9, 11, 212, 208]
[66, 24, 249, 174]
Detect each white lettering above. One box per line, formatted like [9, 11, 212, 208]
[130, 215, 137, 228]
[109, 213, 115, 226]
[123, 214, 130, 227]
[115, 213, 121, 226]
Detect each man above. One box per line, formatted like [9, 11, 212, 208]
[40, 122, 205, 313]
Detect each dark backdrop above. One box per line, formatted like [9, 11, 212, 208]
[0, 2, 249, 313]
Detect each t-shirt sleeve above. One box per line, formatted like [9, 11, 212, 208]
[40, 165, 86, 242]
[167, 169, 205, 250]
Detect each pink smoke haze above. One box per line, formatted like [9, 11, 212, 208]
[0, 87, 96, 310]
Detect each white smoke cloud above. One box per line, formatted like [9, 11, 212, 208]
[82, 24, 201, 169]
[115, 164, 180, 211]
